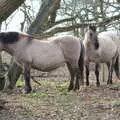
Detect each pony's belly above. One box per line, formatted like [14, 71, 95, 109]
[31, 52, 65, 72]
[31, 60, 65, 72]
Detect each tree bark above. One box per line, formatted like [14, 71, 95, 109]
[27, 0, 61, 34]
[0, 0, 25, 90]
[4, 59, 22, 90]
[0, 0, 25, 23]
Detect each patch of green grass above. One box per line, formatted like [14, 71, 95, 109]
[111, 82, 120, 86]
[25, 88, 68, 99]
[26, 92, 48, 98]
[59, 88, 68, 95]
[111, 98, 120, 107]
[16, 80, 24, 87]
[17, 79, 69, 98]
[38, 81, 69, 87]
[16, 79, 69, 88]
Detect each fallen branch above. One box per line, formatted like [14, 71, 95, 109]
[31, 76, 41, 86]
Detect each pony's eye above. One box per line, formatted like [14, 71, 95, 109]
[90, 33, 92, 37]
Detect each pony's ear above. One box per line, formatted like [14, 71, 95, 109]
[89, 26, 96, 32]
[84, 27, 87, 33]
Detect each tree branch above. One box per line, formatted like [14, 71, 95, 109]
[0, 0, 25, 23]
[33, 14, 120, 39]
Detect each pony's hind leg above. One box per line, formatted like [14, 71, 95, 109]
[95, 64, 100, 87]
[78, 51, 84, 85]
[107, 60, 114, 85]
[75, 67, 81, 90]
[24, 65, 32, 93]
[114, 55, 119, 79]
[67, 62, 75, 91]
[85, 64, 90, 86]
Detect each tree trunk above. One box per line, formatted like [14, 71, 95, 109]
[0, 0, 25, 23]
[27, 0, 61, 34]
[0, 53, 5, 90]
[0, 0, 25, 90]
[4, 59, 22, 90]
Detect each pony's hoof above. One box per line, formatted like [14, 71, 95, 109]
[68, 86, 73, 92]
[24, 87, 32, 94]
[96, 83, 100, 87]
[73, 88, 76, 91]
[86, 83, 89, 86]
[24, 90, 31, 94]
[107, 81, 112, 85]
[75, 85, 80, 91]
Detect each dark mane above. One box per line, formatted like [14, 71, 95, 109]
[0, 32, 19, 44]
[94, 37, 99, 49]
[88, 26, 99, 49]
[89, 25, 96, 32]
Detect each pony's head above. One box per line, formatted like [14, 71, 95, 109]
[84, 25, 99, 49]
[0, 32, 19, 51]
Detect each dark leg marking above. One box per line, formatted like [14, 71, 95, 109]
[75, 68, 80, 90]
[86, 64, 89, 86]
[95, 64, 100, 87]
[78, 42, 84, 85]
[67, 62, 75, 91]
[107, 60, 114, 85]
[24, 67, 32, 93]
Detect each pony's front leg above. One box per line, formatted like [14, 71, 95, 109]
[95, 64, 100, 87]
[24, 65, 32, 93]
[67, 63, 75, 91]
[107, 61, 114, 85]
[75, 68, 80, 90]
[85, 64, 89, 86]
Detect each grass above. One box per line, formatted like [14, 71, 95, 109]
[16, 79, 69, 87]
[16, 79, 25, 87]
[16, 79, 69, 98]
[111, 99, 120, 107]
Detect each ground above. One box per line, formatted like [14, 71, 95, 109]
[0, 66, 120, 120]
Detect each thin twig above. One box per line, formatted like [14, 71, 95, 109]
[31, 76, 41, 86]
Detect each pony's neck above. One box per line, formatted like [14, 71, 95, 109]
[3, 40, 28, 56]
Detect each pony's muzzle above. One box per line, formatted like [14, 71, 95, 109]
[85, 56, 91, 64]
[86, 41, 91, 47]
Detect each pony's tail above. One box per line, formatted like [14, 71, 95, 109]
[78, 41, 84, 85]
[114, 55, 120, 79]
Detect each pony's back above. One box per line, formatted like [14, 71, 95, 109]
[98, 31, 120, 48]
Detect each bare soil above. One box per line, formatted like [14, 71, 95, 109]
[0, 66, 120, 120]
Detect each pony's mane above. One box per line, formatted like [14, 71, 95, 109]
[89, 25, 96, 32]
[0, 32, 34, 44]
[0, 32, 19, 44]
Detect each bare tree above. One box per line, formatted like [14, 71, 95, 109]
[1, 0, 120, 91]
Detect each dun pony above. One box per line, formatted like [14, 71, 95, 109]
[83, 26, 119, 86]
[0, 32, 84, 93]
